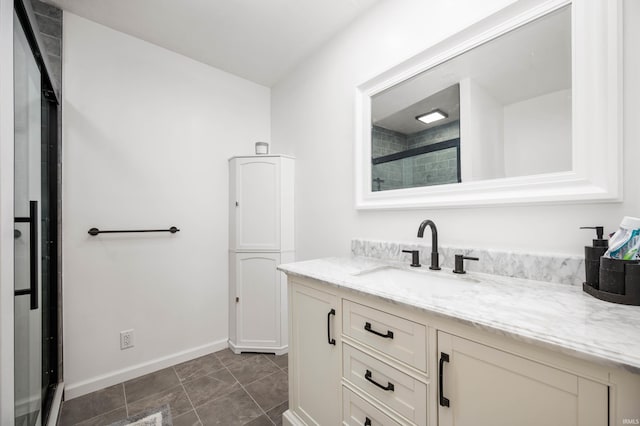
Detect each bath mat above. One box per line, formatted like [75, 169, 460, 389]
[108, 404, 172, 426]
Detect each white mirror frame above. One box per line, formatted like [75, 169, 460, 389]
[355, 0, 622, 209]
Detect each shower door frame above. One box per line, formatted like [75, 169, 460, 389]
[2, 0, 61, 424]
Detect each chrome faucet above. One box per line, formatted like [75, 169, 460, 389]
[417, 220, 440, 270]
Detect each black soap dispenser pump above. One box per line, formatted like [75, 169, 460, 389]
[580, 226, 608, 288]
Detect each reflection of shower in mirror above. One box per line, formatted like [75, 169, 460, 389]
[372, 177, 384, 191]
[369, 5, 571, 192]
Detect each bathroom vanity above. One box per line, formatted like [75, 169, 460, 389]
[279, 257, 640, 426]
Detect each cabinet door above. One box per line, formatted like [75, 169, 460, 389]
[236, 253, 281, 348]
[289, 282, 340, 425]
[233, 158, 280, 250]
[437, 331, 608, 426]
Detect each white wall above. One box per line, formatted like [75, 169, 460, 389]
[503, 89, 572, 177]
[0, 0, 15, 421]
[63, 13, 270, 397]
[271, 0, 640, 259]
[459, 77, 505, 181]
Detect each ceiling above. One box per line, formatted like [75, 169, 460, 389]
[374, 84, 460, 134]
[46, 0, 380, 86]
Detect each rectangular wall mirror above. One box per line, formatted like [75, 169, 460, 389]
[355, 0, 622, 209]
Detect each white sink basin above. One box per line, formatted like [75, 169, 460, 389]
[355, 266, 479, 286]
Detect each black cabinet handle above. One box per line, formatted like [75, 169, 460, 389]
[439, 352, 450, 407]
[327, 309, 336, 345]
[365, 369, 394, 392]
[364, 417, 372, 426]
[14, 200, 38, 310]
[364, 322, 394, 339]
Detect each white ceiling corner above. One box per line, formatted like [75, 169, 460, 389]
[46, 0, 381, 86]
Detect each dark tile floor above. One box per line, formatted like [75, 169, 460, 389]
[58, 349, 289, 426]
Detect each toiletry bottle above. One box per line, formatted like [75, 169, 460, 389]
[604, 216, 640, 260]
[580, 226, 608, 288]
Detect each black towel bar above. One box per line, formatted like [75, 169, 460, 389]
[88, 226, 179, 236]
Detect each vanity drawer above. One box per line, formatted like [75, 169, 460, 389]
[343, 299, 427, 372]
[343, 343, 427, 425]
[343, 387, 404, 426]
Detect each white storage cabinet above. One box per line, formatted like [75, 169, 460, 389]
[228, 155, 294, 354]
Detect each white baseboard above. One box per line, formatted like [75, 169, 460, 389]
[64, 339, 228, 399]
[228, 340, 288, 355]
[282, 410, 305, 426]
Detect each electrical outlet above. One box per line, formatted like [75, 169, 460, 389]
[120, 329, 134, 350]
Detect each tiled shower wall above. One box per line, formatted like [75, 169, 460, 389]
[371, 121, 460, 191]
[30, 0, 62, 89]
[406, 121, 459, 186]
[371, 126, 405, 190]
[405, 121, 459, 148]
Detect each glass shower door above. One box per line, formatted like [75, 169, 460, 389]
[14, 11, 42, 426]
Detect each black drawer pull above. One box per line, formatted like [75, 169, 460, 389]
[364, 322, 394, 339]
[365, 369, 394, 392]
[327, 309, 336, 345]
[439, 352, 450, 407]
[364, 417, 372, 426]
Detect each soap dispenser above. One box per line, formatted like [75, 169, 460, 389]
[580, 226, 608, 288]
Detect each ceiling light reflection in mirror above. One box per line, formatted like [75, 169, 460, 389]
[370, 5, 571, 193]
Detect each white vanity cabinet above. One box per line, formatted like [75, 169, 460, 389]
[437, 331, 608, 426]
[283, 275, 637, 426]
[342, 300, 429, 425]
[286, 278, 431, 426]
[288, 280, 341, 426]
[228, 155, 294, 354]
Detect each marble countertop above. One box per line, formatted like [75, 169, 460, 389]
[278, 256, 640, 374]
